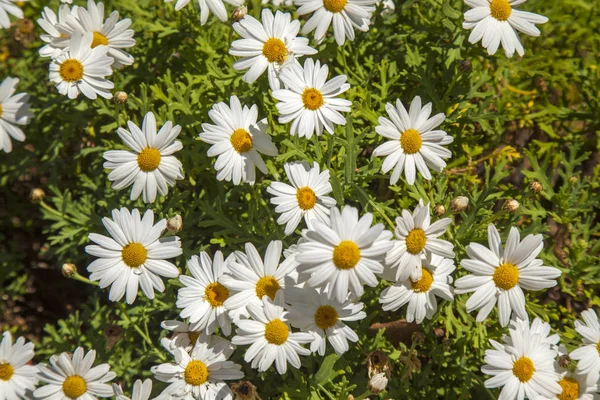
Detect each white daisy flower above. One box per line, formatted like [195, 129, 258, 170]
[0, 331, 38, 400]
[0, 77, 33, 154]
[295, 205, 394, 303]
[570, 309, 600, 386]
[85, 208, 183, 304]
[198, 95, 278, 185]
[164, 0, 243, 25]
[34, 348, 116, 400]
[49, 31, 114, 100]
[177, 251, 235, 336]
[231, 292, 313, 374]
[481, 320, 561, 399]
[103, 112, 184, 203]
[266, 161, 336, 236]
[463, 0, 549, 57]
[454, 224, 561, 327]
[61, 0, 73, 3]
[385, 201, 454, 282]
[372, 96, 453, 185]
[503, 317, 559, 351]
[296, 0, 376, 45]
[553, 371, 599, 400]
[272, 58, 352, 139]
[221, 241, 297, 316]
[112, 379, 152, 400]
[379, 255, 455, 324]
[286, 286, 366, 356]
[0, 0, 24, 29]
[261, 0, 293, 6]
[152, 334, 243, 400]
[159, 320, 203, 355]
[229, 9, 317, 90]
[70, 0, 136, 68]
[38, 5, 79, 58]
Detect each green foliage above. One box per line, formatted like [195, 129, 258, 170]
[1, 0, 599, 398]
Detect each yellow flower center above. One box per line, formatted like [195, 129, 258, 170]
[558, 377, 579, 400]
[59, 59, 84, 82]
[489, 0, 512, 21]
[91, 32, 109, 48]
[62, 375, 87, 399]
[121, 243, 148, 268]
[0, 104, 3, 118]
[184, 360, 209, 386]
[323, 0, 347, 13]
[230, 128, 253, 154]
[314, 305, 338, 329]
[262, 38, 288, 63]
[255, 276, 281, 300]
[410, 268, 433, 293]
[332, 240, 360, 270]
[188, 331, 200, 345]
[597, 341, 600, 355]
[204, 282, 230, 307]
[296, 187, 317, 210]
[137, 148, 162, 172]
[264, 319, 289, 345]
[0, 363, 14, 381]
[405, 228, 427, 254]
[400, 129, 422, 154]
[512, 357, 535, 383]
[302, 88, 324, 111]
[493, 262, 519, 290]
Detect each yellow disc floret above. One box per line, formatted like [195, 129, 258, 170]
[255, 276, 281, 300]
[0, 363, 14, 381]
[489, 0, 512, 21]
[91, 32, 109, 48]
[400, 129, 422, 154]
[512, 357, 535, 382]
[262, 38, 288, 63]
[323, 0, 347, 13]
[558, 377, 579, 400]
[121, 243, 148, 268]
[204, 282, 230, 307]
[137, 148, 162, 172]
[184, 360, 209, 386]
[264, 319, 289, 345]
[314, 305, 338, 329]
[301, 88, 324, 111]
[332, 240, 360, 270]
[296, 187, 317, 210]
[0, 104, 3, 118]
[493, 262, 519, 290]
[411, 268, 433, 293]
[59, 59, 84, 82]
[62, 375, 87, 399]
[405, 228, 427, 254]
[230, 128, 253, 154]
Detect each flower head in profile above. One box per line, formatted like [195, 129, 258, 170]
[0, 0, 25, 29]
[159, 320, 203, 354]
[570, 309, 600, 386]
[103, 112, 184, 203]
[372, 96, 453, 185]
[454, 224, 561, 327]
[38, 4, 79, 58]
[463, 0, 549, 57]
[164, 0, 244, 25]
[0, 77, 33, 153]
[0, 331, 38, 400]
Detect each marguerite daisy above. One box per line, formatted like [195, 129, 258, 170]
[49, 31, 114, 100]
[379, 255, 455, 324]
[0, 77, 33, 153]
[372, 96, 453, 185]
[177, 251, 235, 336]
[503, 317, 559, 351]
[553, 371, 599, 400]
[199, 96, 278, 185]
[286, 286, 366, 356]
[112, 379, 152, 400]
[454, 224, 561, 327]
[231, 292, 313, 374]
[463, 0, 549, 57]
[296, 0, 376, 45]
[159, 320, 202, 354]
[71, 0, 136, 68]
[35, 348, 116, 400]
[85, 208, 183, 304]
[0, 331, 38, 400]
[38, 5, 79, 58]
[266, 161, 336, 235]
[221, 241, 296, 316]
[0, 0, 24, 29]
[570, 309, 600, 386]
[103, 112, 184, 203]
[481, 319, 561, 399]
[229, 9, 317, 90]
[164, 0, 243, 25]
[272, 58, 352, 139]
[385, 201, 454, 282]
[152, 334, 243, 400]
[295, 205, 394, 303]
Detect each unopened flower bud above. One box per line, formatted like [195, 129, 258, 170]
[230, 380, 259, 400]
[232, 5, 247, 22]
[62, 263, 77, 277]
[368, 372, 388, 394]
[30, 188, 45, 202]
[450, 196, 469, 213]
[505, 199, 519, 213]
[433, 205, 446, 217]
[530, 181, 542, 193]
[114, 91, 128, 104]
[166, 215, 183, 233]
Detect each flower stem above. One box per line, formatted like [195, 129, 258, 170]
[69, 272, 99, 286]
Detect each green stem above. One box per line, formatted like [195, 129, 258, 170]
[354, 389, 373, 400]
[39, 200, 82, 225]
[69, 272, 99, 286]
[117, 302, 154, 347]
